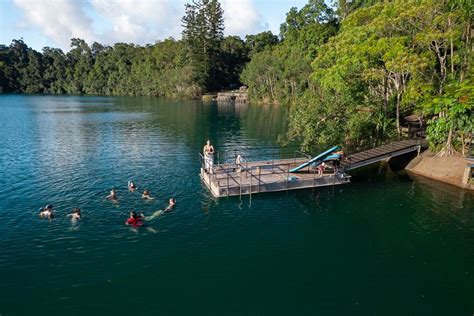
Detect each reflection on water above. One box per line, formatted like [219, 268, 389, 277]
[0, 95, 473, 316]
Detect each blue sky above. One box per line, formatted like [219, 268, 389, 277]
[0, 0, 309, 51]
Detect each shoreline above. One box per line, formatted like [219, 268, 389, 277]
[406, 150, 474, 191]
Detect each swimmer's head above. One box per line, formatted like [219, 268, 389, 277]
[207, 140, 210, 145]
[130, 211, 137, 219]
[45, 204, 53, 209]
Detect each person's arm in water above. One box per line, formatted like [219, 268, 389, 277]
[164, 199, 176, 212]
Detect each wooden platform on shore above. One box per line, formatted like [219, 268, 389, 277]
[200, 157, 351, 197]
[216, 91, 249, 103]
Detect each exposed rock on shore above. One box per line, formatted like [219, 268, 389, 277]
[406, 151, 474, 190]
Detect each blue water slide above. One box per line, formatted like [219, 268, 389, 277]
[324, 153, 342, 161]
[289, 146, 340, 173]
[310, 153, 342, 167]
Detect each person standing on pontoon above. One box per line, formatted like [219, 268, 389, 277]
[203, 140, 215, 174]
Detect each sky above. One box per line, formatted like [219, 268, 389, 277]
[0, 0, 309, 51]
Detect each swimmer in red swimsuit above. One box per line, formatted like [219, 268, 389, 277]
[125, 211, 144, 227]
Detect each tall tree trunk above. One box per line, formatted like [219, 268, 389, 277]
[446, 125, 454, 155]
[383, 75, 388, 117]
[433, 42, 447, 95]
[396, 92, 401, 137]
[449, 17, 454, 79]
[460, 22, 471, 83]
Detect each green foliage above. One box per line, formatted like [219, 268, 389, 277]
[1, 38, 202, 98]
[181, 0, 225, 91]
[245, 31, 279, 58]
[1, 1, 248, 97]
[219, 36, 249, 88]
[424, 80, 473, 153]
[280, 0, 336, 39]
[241, 0, 337, 105]
[1, 0, 471, 157]
[281, 0, 472, 153]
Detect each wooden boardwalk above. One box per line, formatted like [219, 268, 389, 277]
[200, 139, 427, 197]
[200, 157, 350, 198]
[342, 139, 427, 171]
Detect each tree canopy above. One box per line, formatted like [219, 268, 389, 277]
[241, 0, 472, 155]
[0, 0, 472, 155]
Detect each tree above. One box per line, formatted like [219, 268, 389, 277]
[181, 0, 225, 91]
[280, 0, 336, 39]
[241, 0, 337, 105]
[245, 31, 279, 58]
[66, 38, 93, 94]
[424, 80, 473, 155]
[219, 36, 249, 88]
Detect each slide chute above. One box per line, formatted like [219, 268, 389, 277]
[289, 146, 340, 173]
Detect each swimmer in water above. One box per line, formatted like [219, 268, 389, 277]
[145, 198, 176, 220]
[39, 204, 54, 219]
[142, 189, 154, 200]
[125, 211, 144, 227]
[67, 208, 81, 221]
[128, 181, 137, 191]
[106, 189, 117, 200]
[164, 198, 176, 213]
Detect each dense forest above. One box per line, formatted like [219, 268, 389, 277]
[0, 0, 472, 154]
[242, 0, 473, 154]
[0, 0, 255, 98]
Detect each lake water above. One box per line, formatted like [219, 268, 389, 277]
[0, 95, 473, 315]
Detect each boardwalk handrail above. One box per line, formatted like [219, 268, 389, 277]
[342, 139, 426, 171]
[199, 154, 342, 196]
[213, 145, 304, 165]
[200, 139, 429, 196]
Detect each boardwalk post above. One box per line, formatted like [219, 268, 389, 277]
[250, 167, 252, 197]
[272, 153, 275, 172]
[201, 140, 426, 198]
[227, 169, 229, 197]
[239, 168, 242, 197]
[287, 163, 290, 190]
[208, 169, 211, 195]
[258, 166, 261, 193]
[313, 165, 316, 186]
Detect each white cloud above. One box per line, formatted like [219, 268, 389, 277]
[13, 0, 97, 50]
[221, 0, 267, 38]
[90, 0, 184, 45]
[11, 0, 269, 50]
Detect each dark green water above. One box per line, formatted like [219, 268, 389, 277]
[0, 95, 473, 315]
